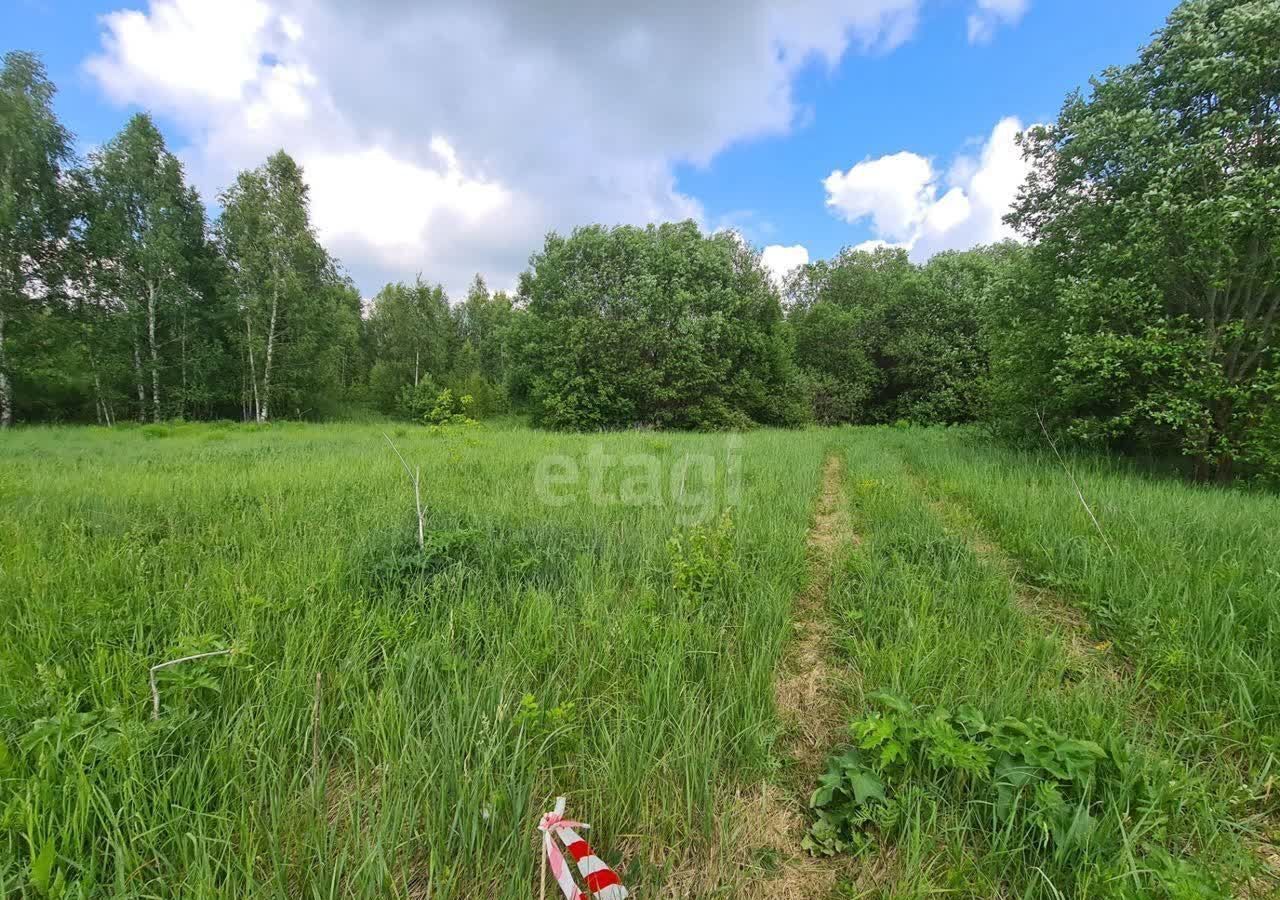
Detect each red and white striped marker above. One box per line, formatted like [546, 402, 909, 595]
[538, 797, 628, 900]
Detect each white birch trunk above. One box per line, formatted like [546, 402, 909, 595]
[0, 308, 11, 429]
[260, 280, 278, 422]
[147, 280, 161, 423]
[132, 331, 146, 422]
[245, 315, 260, 422]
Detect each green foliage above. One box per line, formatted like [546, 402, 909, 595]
[1000, 0, 1280, 482]
[667, 509, 740, 599]
[0, 51, 76, 428]
[85, 113, 225, 424]
[786, 245, 1016, 425]
[423, 388, 476, 426]
[808, 695, 1220, 896]
[219, 151, 360, 422]
[393, 375, 441, 421]
[366, 279, 452, 414]
[452, 275, 514, 386]
[509, 221, 807, 430]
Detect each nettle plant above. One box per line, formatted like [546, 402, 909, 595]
[806, 693, 1219, 893]
[667, 509, 740, 599]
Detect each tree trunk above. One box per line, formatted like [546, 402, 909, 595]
[414, 350, 420, 388]
[245, 315, 260, 422]
[180, 308, 188, 419]
[147, 280, 161, 423]
[260, 284, 278, 422]
[88, 347, 108, 427]
[132, 331, 146, 422]
[0, 308, 11, 429]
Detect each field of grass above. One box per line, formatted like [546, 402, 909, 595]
[1, 422, 1277, 898]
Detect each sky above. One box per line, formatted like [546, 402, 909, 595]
[6, 0, 1178, 297]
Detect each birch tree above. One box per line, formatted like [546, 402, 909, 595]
[0, 51, 74, 428]
[87, 114, 208, 422]
[365, 278, 451, 413]
[219, 151, 332, 421]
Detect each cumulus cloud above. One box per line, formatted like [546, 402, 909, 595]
[761, 244, 810, 287]
[967, 0, 1030, 44]
[84, 0, 944, 295]
[824, 116, 1031, 260]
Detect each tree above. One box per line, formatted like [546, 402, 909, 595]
[452, 274, 513, 384]
[786, 247, 912, 424]
[1007, 0, 1280, 481]
[364, 278, 452, 415]
[86, 114, 212, 422]
[893, 246, 1019, 424]
[511, 221, 805, 430]
[219, 151, 342, 421]
[0, 51, 75, 427]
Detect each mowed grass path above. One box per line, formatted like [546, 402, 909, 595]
[2, 423, 1277, 897]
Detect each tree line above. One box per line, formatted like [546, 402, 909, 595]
[1, 0, 1277, 481]
[0, 55, 514, 427]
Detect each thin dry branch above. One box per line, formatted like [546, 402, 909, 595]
[382, 432, 425, 549]
[149, 648, 234, 719]
[1036, 408, 1114, 552]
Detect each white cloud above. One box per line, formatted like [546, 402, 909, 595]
[824, 151, 934, 241]
[83, 0, 964, 296]
[825, 116, 1031, 261]
[306, 142, 513, 270]
[86, 0, 282, 109]
[967, 0, 1030, 44]
[761, 244, 810, 287]
[851, 238, 910, 254]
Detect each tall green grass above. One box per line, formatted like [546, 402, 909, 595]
[890, 428, 1280, 783]
[822, 429, 1259, 897]
[2, 422, 1274, 898]
[0, 422, 828, 897]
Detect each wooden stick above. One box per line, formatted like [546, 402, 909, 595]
[149, 648, 233, 720]
[383, 432, 425, 549]
[1036, 408, 1114, 552]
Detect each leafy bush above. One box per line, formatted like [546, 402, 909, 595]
[423, 388, 476, 426]
[807, 693, 1223, 896]
[995, 0, 1280, 483]
[667, 510, 740, 599]
[509, 221, 807, 430]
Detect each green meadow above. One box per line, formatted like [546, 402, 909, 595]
[1, 423, 1277, 898]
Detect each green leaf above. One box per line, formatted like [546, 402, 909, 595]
[953, 704, 989, 736]
[848, 771, 886, 805]
[810, 770, 844, 809]
[29, 838, 55, 895]
[857, 716, 895, 750]
[879, 739, 906, 769]
[869, 691, 911, 714]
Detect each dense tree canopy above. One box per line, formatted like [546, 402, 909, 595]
[365, 278, 452, 415]
[86, 114, 222, 423]
[785, 245, 1019, 425]
[219, 151, 360, 421]
[510, 222, 806, 430]
[0, 51, 75, 427]
[1003, 0, 1280, 481]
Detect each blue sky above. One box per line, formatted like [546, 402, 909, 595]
[6, 0, 1177, 295]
